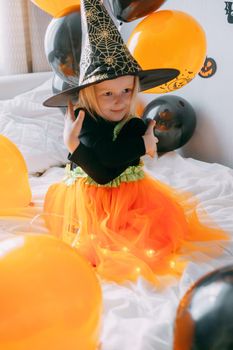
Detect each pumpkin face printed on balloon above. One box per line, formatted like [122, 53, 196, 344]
[45, 11, 82, 85]
[165, 73, 194, 92]
[198, 57, 217, 78]
[142, 95, 196, 153]
[156, 110, 176, 131]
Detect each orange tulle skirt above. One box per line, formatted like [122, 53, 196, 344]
[43, 172, 228, 284]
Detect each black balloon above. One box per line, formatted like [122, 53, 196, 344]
[44, 11, 82, 85]
[174, 265, 233, 350]
[108, 0, 166, 22]
[52, 74, 74, 114]
[142, 95, 196, 153]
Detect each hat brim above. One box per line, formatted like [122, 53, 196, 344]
[43, 68, 179, 108]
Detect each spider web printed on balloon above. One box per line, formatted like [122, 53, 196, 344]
[79, 0, 141, 85]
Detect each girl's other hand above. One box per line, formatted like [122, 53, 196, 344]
[63, 100, 85, 153]
[142, 119, 158, 158]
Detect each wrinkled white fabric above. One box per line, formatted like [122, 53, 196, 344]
[0, 78, 68, 174]
[0, 152, 233, 350]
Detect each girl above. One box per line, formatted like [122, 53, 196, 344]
[44, 0, 228, 284]
[44, 74, 228, 284]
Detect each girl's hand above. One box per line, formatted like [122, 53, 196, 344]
[63, 100, 85, 153]
[142, 120, 159, 158]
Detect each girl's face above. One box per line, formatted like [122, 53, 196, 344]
[94, 75, 135, 122]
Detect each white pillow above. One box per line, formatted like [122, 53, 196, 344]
[0, 79, 68, 174]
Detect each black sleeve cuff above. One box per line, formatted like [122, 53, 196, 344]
[68, 142, 88, 164]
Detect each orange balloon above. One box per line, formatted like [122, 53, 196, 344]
[128, 10, 207, 94]
[31, 0, 80, 17]
[0, 135, 31, 214]
[136, 97, 146, 117]
[0, 234, 102, 350]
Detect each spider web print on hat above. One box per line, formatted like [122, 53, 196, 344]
[79, 0, 141, 85]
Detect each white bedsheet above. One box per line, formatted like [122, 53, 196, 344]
[1, 151, 233, 350]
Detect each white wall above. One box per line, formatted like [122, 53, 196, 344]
[119, 0, 233, 168]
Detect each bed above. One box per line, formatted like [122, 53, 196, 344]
[0, 72, 233, 350]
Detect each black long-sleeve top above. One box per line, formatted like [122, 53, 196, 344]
[68, 109, 147, 184]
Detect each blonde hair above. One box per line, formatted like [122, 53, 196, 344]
[75, 75, 140, 119]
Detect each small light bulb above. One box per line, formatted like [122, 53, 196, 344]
[146, 249, 155, 258]
[71, 239, 80, 248]
[122, 246, 129, 252]
[135, 267, 141, 273]
[170, 260, 176, 269]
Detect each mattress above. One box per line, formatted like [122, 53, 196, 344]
[0, 151, 233, 349]
[0, 74, 232, 349]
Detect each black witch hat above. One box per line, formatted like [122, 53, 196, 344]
[44, 0, 179, 107]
